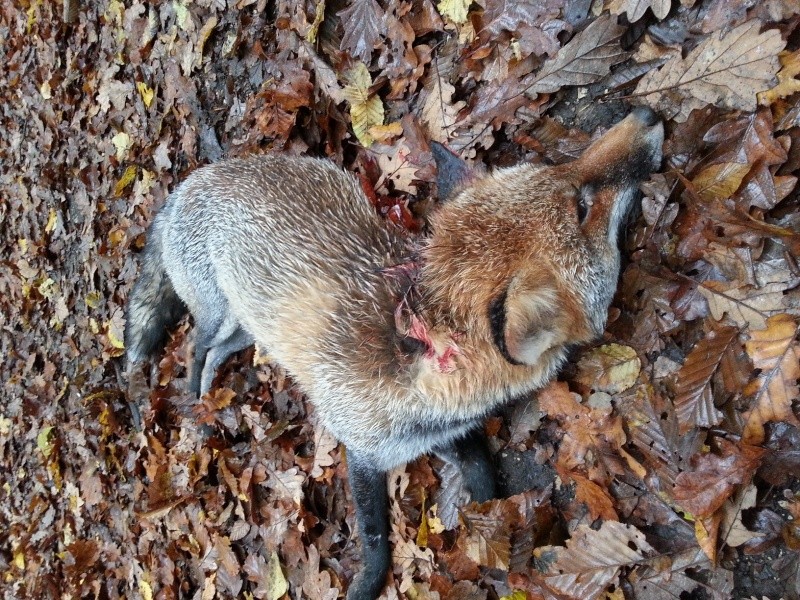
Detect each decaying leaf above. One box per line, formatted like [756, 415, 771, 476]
[536, 521, 655, 599]
[635, 20, 785, 121]
[338, 0, 385, 62]
[672, 439, 765, 518]
[575, 343, 641, 394]
[343, 62, 385, 146]
[742, 314, 800, 444]
[529, 13, 627, 94]
[673, 324, 737, 433]
[608, 0, 671, 21]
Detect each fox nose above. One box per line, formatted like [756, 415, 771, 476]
[630, 106, 659, 127]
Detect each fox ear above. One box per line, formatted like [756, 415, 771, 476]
[430, 142, 473, 201]
[489, 276, 560, 366]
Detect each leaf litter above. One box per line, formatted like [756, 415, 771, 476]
[2, 1, 800, 599]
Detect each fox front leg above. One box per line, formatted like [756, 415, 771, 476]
[346, 450, 391, 600]
[435, 428, 497, 503]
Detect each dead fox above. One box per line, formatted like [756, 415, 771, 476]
[125, 107, 663, 599]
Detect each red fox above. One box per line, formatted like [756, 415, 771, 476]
[125, 107, 663, 599]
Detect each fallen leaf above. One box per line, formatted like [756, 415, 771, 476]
[673, 324, 737, 433]
[635, 20, 785, 121]
[535, 521, 655, 600]
[672, 439, 765, 517]
[575, 343, 641, 394]
[743, 314, 800, 444]
[528, 14, 627, 94]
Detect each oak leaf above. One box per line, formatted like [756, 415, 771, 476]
[608, 0, 671, 21]
[529, 13, 627, 94]
[338, 0, 384, 62]
[635, 20, 785, 121]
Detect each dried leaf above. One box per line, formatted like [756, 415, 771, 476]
[674, 324, 737, 433]
[575, 343, 641, 394]
[437, 0, 471, 24]
[635, 20, 785, 121]
[459, 499, 521, 570]
[672, 439, 765, 518]
[529, 14, 627, 94]
[338, 0, 385, 62]
[743, 314, 800, 445]
[536, 522, 655, 600]
[343, 63, 384, 147]
[759, 49, 800, 105]
[608, 0, 671, 21]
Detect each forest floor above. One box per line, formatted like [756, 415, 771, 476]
[2, 0, 800, 598]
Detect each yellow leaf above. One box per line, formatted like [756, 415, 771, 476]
[691, 162, 750, 202]
[40, 80, 51, 100]
[13, 547, 25, 570]
[266, 551, 288, 600]
[45, 209, 57, 233]
[368, 121, 403, 143]
[759, 49, 800, 105]
[37, 426, 54, 457]
[85, 291, 101, 309]
[106, 321, 125, 350]
[437, 0, 470, 24]
[114, 165, 137, 197]
[343, 63, 383, 147]
[139, 577, 154, 600]
[306, 0, 326, 43]
[576, 343, 641, 394]
[136, 82, 154, 108]
[499, 592, 527, 600]
[112, 131, 132, 161]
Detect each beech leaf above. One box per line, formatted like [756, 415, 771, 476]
[673, 325, 737, 434]
[536, 521, 655, 600]
[743, 314, 800, 444]
[672, 439, 765, 518]
[575, 343, 641, 394]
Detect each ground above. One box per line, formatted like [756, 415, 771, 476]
[2, 1, 800, 599]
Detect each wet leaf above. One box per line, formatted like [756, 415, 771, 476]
[636, 20, 785, 120]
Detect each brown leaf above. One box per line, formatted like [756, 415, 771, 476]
[458, 499, 521, 570]
[608, 0, 671, 21]
[535, 521, 654, 599]
[338, 0, 385, 63]
[635, 20, 785, 121]
[674, 324, 738, 433]
[529, 14, 627, 94]
[672, 439, 765, 517]
[481, 0, 566, 58]
[743, 314, 800, 444]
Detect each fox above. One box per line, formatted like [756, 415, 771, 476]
[125, 106, 663, 599]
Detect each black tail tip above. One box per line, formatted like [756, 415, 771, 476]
[630, 106, 659, 127]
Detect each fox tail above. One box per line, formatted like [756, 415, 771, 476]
[124, 215, 186, 363]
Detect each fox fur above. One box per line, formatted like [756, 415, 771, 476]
[125, 107, 663, 599]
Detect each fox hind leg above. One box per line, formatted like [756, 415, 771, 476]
[346, 450, 391, 600]
[435, 428, 497, 503]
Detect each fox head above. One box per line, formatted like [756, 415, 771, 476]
[422, 107, 663, 368]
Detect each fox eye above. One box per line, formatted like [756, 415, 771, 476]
[576, 187, 593, 223]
